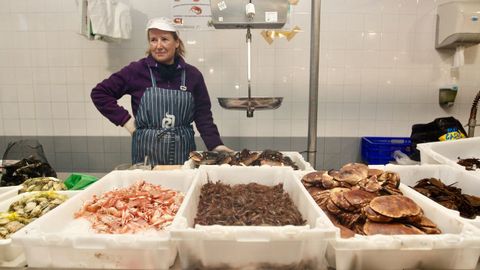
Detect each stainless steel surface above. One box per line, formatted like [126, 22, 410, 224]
[218, 97, 283, 117]
[307, 0, 321, 168]
[467, 89, 480, 137]
[210, 0, 288, 29]
[217, 27, 283, 117]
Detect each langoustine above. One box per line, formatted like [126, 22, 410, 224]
[75, 180, 184, 234]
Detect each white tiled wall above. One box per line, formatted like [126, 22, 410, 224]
[0, 0, 479, 138]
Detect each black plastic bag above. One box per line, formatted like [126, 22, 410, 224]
[410, 117, 467, 161]
[1, 140, 57, 186]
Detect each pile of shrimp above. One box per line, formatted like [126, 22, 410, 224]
[75, 180, 184, 234]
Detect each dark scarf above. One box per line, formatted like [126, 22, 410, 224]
[157, 57, 180, 80]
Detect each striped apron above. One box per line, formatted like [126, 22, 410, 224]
[132, 67, 196, 165]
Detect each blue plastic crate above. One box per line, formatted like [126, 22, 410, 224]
[361, 137, 412, 165]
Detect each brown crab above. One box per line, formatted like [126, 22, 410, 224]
[302, 164, 402, 196]
[189, 151, 233, 167]
[302, 165, 442, 238]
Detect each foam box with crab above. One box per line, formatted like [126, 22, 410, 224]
[0, 191, 78, 265]
[170, 166, 336, 269]
[182, 150, 315, 171]
[418, 136, 480, 177]
[11, 170, 196, 269]
[297, 167, 480, 270]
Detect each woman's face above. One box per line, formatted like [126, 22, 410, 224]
[148, 29, 179, 64]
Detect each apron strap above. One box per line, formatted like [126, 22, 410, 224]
[148, 67, 156, 88]
[180, 70, 187, 91]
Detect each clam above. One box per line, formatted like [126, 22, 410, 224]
[0, 218, 9, 225]
[5, 221, 25, 233]
[24, 201, 37, 213]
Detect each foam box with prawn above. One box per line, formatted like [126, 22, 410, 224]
[170, 166, 336, 269]
[417, 137, 480, 176]
[11, 170, 196, 269]
[328, 176, 480, 269]
[375, 164, 480, 228]
[0, 191, 78, 263]
[182, 151, 315, 171]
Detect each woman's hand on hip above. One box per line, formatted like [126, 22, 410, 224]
[213, 145, 234, 153]
[123, 117, 136, 135]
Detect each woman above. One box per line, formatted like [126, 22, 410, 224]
[91, 17, 233, 166]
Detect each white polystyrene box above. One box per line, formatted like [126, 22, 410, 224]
[11, 170, 196, 270]
[375, 164, 480, 228]
[0, 191, 78, 263]
[295, 169, 480, 270]
[417, 137, 480, 176]
[0, 186, 21, 203]
[182, 151, 315, 171]
[170, 166, 336, 269]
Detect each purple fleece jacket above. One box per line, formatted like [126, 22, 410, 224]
[91, 55, 223, 150]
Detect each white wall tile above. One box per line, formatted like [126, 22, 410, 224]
[291, 118, 307, 136]
[239, 118, 257, 137]
[34, 102, 52, 119]
[341, 120, 359, 136]
[33, 85, 51, 102]
[18, 102, 35, 119]
[1, 103, 19, 119]
[49, 68, 66, 84]
[20, 119, 37, 135]
[51, 102, 68, 119]
[274, 119, 292, 137]
[0, 14, 12, 32]
[33, 68, 50, 84]
[86, 119, 103, 135]
[53, 119, 70, 135]
[342, 103, 360, 120]
[0, 0, 478, 140]
[325, 102, 343, 120]
[3, 119, 21, 135]
[70, 119, 87, 136]
[17, 84, 35, 102]
[30, 49, 49, 67]
[35, 119, 53, 135]
[50, 84, 68, 103]
[345, 32, 364, 50]
[0, 84, 18, 102]
[256, 120, 274, 137]
[325, 120, 342, 136]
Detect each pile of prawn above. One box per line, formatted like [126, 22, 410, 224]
[75, 180, 184, 234]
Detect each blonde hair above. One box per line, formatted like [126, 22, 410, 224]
[146, 30, 185, 58]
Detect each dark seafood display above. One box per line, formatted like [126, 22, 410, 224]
[302, 163, 441, 238]
[412, 178, 480, 219]
[189, 149, 299, 170]
[195, 182, 305, 226]
[457, 157, 480, 171]
[1, 156, 57, 187]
